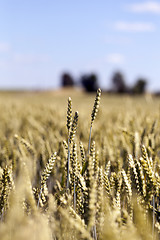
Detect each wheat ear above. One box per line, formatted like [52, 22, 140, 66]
[0, 166, 14, 220]
[67, 111, 79, 189]
[38, 152, 57, 207]
[66, 97, 72, 190]
[79, 141, 85, 167]
[66, 97, 72, 132]
[88, 88, 101, 154]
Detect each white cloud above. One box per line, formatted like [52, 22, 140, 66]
[106, 54, 125, 64]
[0, 42, 11, 52]
[128, 1, 160, 13]
[114, 21, 156, 32]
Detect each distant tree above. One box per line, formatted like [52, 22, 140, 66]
[132, 78, 147, 94]
[112, 72, 127, 93]
[81, 73, 99, 92]
[61, 73, 74, 87]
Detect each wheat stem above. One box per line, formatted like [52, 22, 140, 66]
[88, 125, 92, 154]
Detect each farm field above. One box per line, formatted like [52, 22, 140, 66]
[0, 89, 160, 240]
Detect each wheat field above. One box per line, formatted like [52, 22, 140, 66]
[0, 90, 160, 240]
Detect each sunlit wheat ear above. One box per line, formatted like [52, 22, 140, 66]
[69, 111, 79, 144]
[66, 97, 73, 191]
[91, 88, 101, 126]
[38, 152, 57, 207]
[67, 111, 79, 189]
[79, 141, 85, 167]
[111, 172, 121, 211]
[63, 140, 68, 152]
[121, 169, 133, 220]
[88, 88, 101, 154]
[121, 169, 132, 199]
[0, 166, 14, 219]
[103, 171, 111, 198]
[140, 146, 156, 190]
[155, 222, 160, 234]
[135, 158, 146, 198]
[139, 156, 156, 193]
[76, 171, 87, 192]
[40, 152, 57, 188]
[76, 172, 87, 214]
[33, 187, 46, 208]
[128, 154, 140, 194]
[66, 97, 72, 132]
[105, 160, 111, 177]
[141, 145, 150, 168]
[109, 172, 116, 193]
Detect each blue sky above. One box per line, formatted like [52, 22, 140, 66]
[0, 0, 160, 91]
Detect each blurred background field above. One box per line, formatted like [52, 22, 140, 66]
[0, 89, 159, 156]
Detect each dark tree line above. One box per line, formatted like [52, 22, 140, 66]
[80, 74, 99, 92]
[61, 73, 74, 87]
[61, 71, 147, 94]
[111, 72, 147, 94]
